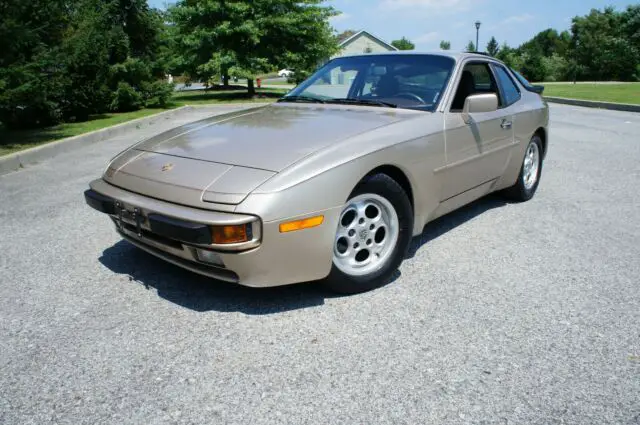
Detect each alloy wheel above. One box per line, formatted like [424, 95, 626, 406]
[522, 141, 540, 190]
[333, 194, 400, 277]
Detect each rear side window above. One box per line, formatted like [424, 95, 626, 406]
[492, 65, 521, 107]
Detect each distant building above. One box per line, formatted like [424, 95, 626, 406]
[334, 30, 398, 58]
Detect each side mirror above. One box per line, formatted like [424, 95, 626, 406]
[462, 93, 498, 123]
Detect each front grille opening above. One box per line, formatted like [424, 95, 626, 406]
[120, 222, 183, 250]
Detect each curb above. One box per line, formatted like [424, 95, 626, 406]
[0, 103, 271, 177]
[545, 96, 640, 113]
[0, 106, 190, 176]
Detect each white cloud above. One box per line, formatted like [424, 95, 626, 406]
[379, 0, 470, 12]
[330, 12, 351, 23]
[414, 31, 440, 44]
[501, 13, 534, 25]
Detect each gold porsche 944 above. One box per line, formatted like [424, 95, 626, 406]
[85, 52, 549, 294]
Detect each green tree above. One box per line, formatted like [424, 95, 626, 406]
[495, 42, 511, 62]
[521, 28, 570, 57]
[0, 0, 70, 128]
[557, 30, 572, 57]
[391, 37, 415, 50]
[439, 40, 451, 50]
[67, 0, 171, 115]
[492, 6, 640, 82]
[621, 5, 640, 48]
[0, 0, 172, 129]
[169, 0, 339, 95]
[465, 41, 476, 52]
[541, 54, 569, 81]
[486, 36, 499, 56]
[570, 7, 639, 81]
[520, 52, 547, 82]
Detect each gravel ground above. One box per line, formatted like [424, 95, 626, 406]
[0, 104, 639, 425]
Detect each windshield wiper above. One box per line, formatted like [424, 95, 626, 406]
[278, 95, 325, 104]
[326, 98, 397, 108]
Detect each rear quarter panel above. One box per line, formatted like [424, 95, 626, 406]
[494, 90, 549, 191]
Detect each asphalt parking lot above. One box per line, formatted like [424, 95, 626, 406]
[1, 104, 639, 425]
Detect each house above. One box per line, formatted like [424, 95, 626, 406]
[333, 30, 398, 58]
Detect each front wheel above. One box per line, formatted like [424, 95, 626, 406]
[503, 134, 543, 202]
[323, 173, 413, 294]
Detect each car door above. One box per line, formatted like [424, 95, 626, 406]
[440, 61, 515, 201]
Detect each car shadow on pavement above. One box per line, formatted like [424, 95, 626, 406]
[99, 240, 346, 314]
[98, 194, 503, 314]
[406, 194, 508, 259]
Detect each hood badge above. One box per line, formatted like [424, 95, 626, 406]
[161, 163, 174, 172]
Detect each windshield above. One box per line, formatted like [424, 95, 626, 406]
[282, 54, 455, 111]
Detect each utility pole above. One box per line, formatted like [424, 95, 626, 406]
[475, 21, 482, 52]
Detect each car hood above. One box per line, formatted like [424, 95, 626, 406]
[132, 103, 413, 172]
[104, 104, 420, 206]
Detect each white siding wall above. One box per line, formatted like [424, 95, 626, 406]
[333, 33, 395, 59]
[324, 32, 396, 87]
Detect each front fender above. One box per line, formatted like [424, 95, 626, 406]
[236, 117, 446, 235]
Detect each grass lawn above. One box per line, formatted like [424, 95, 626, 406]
[0, 88, 287, 157]
[256, 72, 280, 80]
[171, 88, 287, 106]
[0, 108, 166, 157]
[261, 79, 295, 86]
[542, 83, 640, 105]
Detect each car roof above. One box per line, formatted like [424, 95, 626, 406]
[336, 51, 504, 63]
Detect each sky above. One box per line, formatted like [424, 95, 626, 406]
[148, 0, 633, 51]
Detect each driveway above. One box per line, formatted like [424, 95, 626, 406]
[0, 105, 639, 425]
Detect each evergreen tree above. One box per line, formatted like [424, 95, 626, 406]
[486, 36, 499, 56]
[465, 41, 476, 52]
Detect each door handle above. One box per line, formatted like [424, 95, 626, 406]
[501, 120, 512, 130]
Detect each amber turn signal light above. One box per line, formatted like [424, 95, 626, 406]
[211, 224, 249, 244]
[279, 215, 324, 233]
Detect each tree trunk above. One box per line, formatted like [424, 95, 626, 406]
[223, 74, 229, 87]
[247, 78, 255, 96]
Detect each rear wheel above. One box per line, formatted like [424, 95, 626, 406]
[503, 134, 543, 202]
[323, 174, 413, 294]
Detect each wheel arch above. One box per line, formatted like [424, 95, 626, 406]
[534, 127, 547, 159]
[361, 165, 415, 214]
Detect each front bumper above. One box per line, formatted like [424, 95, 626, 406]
[85, 179, 341, 288]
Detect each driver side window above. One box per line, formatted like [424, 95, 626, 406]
[450, 63, 500, 111]
[361, 65, 447, 105]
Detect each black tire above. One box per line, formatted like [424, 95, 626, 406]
[503, 134, 544, 202]
[323, 173, 414, 295]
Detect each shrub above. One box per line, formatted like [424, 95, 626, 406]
[541, 54, 569, 82]
[110, 82, 143, 112]
[143, 81, 174, 108]
[109, 58, 152, 88]
[0, 64, 63, 129]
